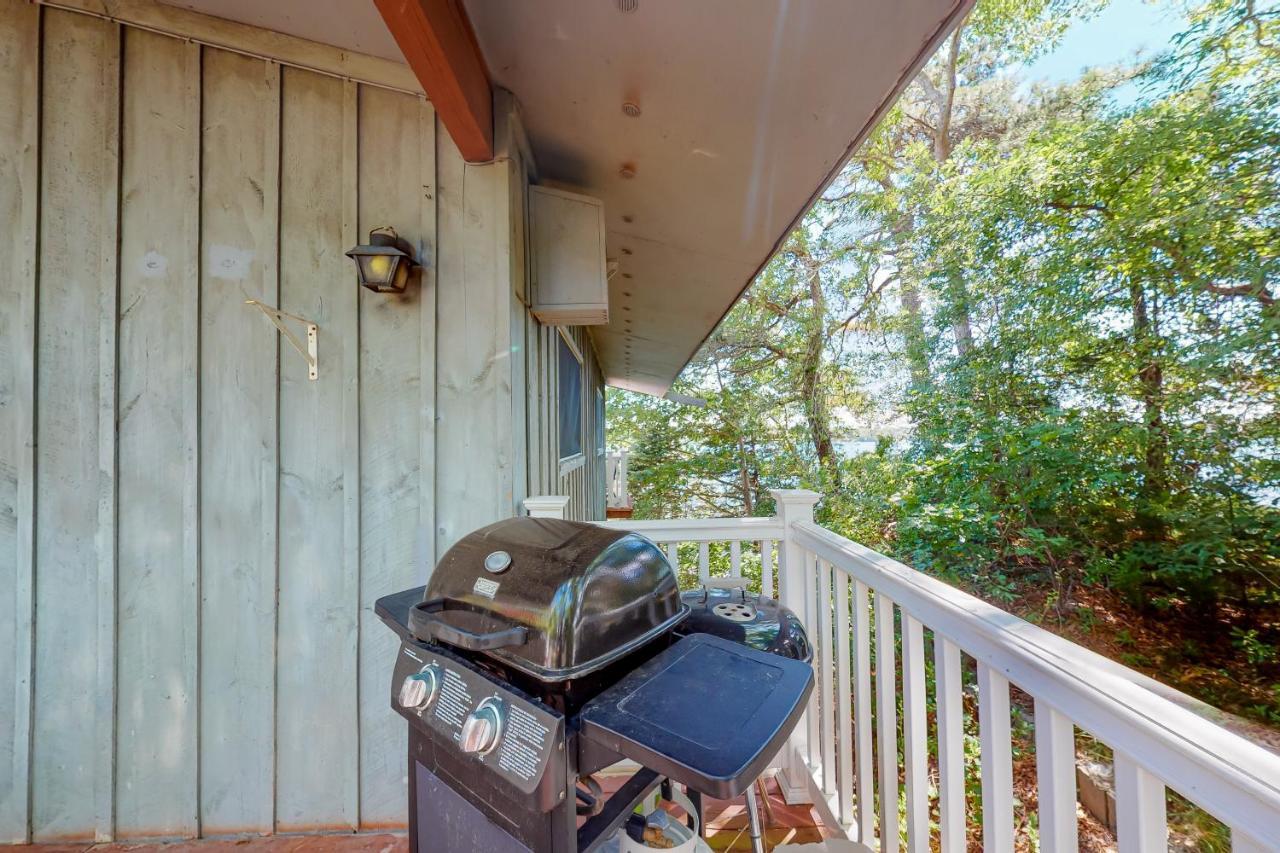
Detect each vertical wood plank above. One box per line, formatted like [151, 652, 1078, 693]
[817, 560, 835, 795]
[0, 0, 39, 842]
[357, 84, 435, 826]
[32, 11, 120, 841]
[698, 542, 710, 581]
[978, 663, 1015, 853]
[275, 65, 358, 832]
[523, 312, 542, 498]
[433, 125, 515, 554]
[666, 542, 679, 572]
[1034, 699, 1078, 853]
[419, 100, 438, 586]
[761, 541, 774, 599]
[339, 78, 361, 830]
[833, 572, 854, 828]
[874, 593, 899, 853]
[178, 39, 202, 841]
[93, 22, 122, 844]
[729, 540, 741, 578]
[934, 636, 965, 853]
[851, 580, 874, 844]
[1115, 754, 1167, 853]
[198, 49, 279, 835]
[506, 145, 529, 514]
[115, 28, 199, 838]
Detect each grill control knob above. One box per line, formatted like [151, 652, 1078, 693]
[460, 698, 504, 755]
[398, 665, 440, 712]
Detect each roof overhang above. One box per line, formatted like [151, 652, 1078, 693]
[463, 0, 975, 395]
[156, 0, 973, 396]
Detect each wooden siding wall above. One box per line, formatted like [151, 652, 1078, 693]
[0, 3, 606, 843]
[0, 4, 453, 842]
[522, 322, 607, 521]
[500, 98, 606, 526]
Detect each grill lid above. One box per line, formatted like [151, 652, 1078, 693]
[411, 517, 687, 681]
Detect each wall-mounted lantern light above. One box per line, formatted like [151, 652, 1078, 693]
[345, 226, 416, 293]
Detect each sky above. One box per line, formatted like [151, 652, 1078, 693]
[1020, 0, 1189, 93]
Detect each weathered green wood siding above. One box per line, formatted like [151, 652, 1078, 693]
[0, 1, 605, 842]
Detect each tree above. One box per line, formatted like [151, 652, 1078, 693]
[609, 0, 1280, 609]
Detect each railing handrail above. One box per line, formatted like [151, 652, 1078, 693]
[599, 515, 784, 542]
[791, 519, 1280, 843]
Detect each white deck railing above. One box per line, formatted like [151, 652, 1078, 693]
[529, 490, 1280, 852]
[605, 449, 630, 510]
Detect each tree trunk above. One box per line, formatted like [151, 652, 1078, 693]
[949, 271, 975, 357]
[802, 265, 841, 488]
[900, 279, 932, 388]
[736, 435, 755, 516]
[934, 24, 975, 358]
[1130, 280, 1168, 541]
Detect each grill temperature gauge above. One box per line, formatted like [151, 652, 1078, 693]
[460, 698, 505, 755]
[398, 664, 440, 712]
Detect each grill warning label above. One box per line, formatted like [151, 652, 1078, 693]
[433, 668, 472, 734]
[473, 577, 500, 599]
[497, 705, 551, 784]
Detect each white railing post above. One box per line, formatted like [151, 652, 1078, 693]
[770, 488, 820, 804]
[619, 449, 629, 507]
[605, 449, 631, 509]
[523, 495, 569, 519]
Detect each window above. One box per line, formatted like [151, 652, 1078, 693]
[557, 329, 583, 466]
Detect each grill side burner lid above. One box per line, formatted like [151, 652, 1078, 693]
[411, 517, 687, 681]
[675, 579, 813, 663]
[578, 633, 814, 799]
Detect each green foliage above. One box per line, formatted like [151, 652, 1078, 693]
[610, 0, 1280, 614]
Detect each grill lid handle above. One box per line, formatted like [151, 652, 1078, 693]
[409, 599, 529, 651]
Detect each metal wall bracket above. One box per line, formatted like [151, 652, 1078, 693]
[245, 299, 318, 380]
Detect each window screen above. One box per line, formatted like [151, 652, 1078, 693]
[558, 333, 582, 460]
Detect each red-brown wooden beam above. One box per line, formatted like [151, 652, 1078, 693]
[373, 0, 494, 162]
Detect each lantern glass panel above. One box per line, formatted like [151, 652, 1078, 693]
[359, 253, 400, 289]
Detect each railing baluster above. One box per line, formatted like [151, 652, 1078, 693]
[1115, 754, 1167, 853]
[875, 592, 899, 853]
[901, 614, 928, 852]
[978, 662, 1015, 853]
[818, 559, 835, 795]
[606, 517, 1280, 844]
[934, 636, 965, 853]
[761, 540, 775, 598]
[806, 550, 821, 771]
[852, 580, 874, 845]
[834, 571, 854, 828]
[1034, 698, 1078, 852]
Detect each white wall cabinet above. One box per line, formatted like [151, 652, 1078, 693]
[529, 185, 609, 325]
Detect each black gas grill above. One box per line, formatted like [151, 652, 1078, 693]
[376, 517, 813, 853]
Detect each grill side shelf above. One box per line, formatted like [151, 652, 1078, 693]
[375, 585, 427, 640]
[576, 633, 814, 800]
